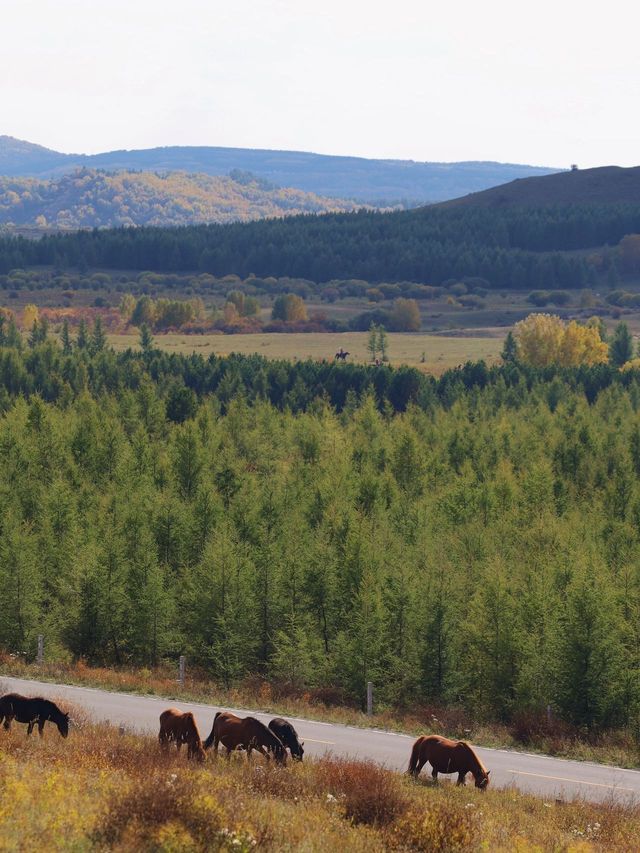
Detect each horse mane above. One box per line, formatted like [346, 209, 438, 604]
[459, 741, 487, 776]
[248, 717, 284, 751]
[37, 697, 66, 719]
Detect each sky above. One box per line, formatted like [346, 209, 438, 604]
[3, 0, 639, 168]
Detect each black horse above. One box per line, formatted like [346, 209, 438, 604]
[268, 717, 304, 761]
[0, 693, 70, 738]
[335, 349, 350, 361]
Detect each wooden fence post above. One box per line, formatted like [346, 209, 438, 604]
[37, 635, 44, 665]
[178, 655, 186, 687]
[367, 681, 373, 716]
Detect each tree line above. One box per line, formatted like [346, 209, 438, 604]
[2, 335, 640, 732]
[2, 202, 639, 288]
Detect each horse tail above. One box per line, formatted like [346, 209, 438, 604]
[408, 737, 424, 775]
[203, 711, 221, 751]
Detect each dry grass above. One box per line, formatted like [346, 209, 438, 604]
[0, 719, 639, 851]
[107, 330, 502, 374]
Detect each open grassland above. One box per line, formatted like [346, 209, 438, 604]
[3, 658, 639, 771]
[1, 715, 639, 852]
[107, 330, 503, 374]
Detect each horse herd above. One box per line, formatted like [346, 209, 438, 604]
[0, 692, 491, 788]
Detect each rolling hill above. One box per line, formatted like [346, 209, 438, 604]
[0, 135, 560, 203]
[3, 162, 639, 289]
[0, 168, 361, 228]
[439, 165, 640, 208]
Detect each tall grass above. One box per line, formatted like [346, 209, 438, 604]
[0, 715, 639, 851]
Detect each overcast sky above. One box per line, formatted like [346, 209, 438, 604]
[3, 0, 639, 168]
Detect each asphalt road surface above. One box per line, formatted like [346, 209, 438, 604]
[2, 675, 640, 805]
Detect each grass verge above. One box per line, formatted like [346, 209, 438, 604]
[1, 714, 638, 851]
[2, 656, 639, 772]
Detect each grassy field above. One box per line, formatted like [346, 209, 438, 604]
[108, 330, 503, 374]
[1, 713, 638, 851]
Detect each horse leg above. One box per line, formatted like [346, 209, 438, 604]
[411, 755, 427, 777]
[431, 768, 438, 783]
[256, 745, 270, 762]
[27, 721, 35, 736]
[457, 772, 467, 786]
[38, 719, 46, 737]
[225, 746, 232, 761]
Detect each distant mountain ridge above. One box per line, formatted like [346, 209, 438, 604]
[0, 168, 360, 228]
[438, 165, 640, 208]
[0, 135, 560, 202]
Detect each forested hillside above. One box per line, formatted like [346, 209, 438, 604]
[2, 332, 640, 731]
[0, 135, 559, 202]
[440, 165, 640, 208]
[2, 200, 640, 288]
[0, 168, 359, 228]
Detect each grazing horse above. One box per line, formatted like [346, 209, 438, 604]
[335, 348, 350, 361]
[268, 717, 304, 761]
[408, 735, 490, 789]
[203, 711, 287, 764]
[0, 693, 69, 738]
[159, 708, 205, 761]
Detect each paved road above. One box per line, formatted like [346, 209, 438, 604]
[2, 675, 640, 804]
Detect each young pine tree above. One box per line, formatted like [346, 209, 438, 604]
[90, 316, 107, 354]
[61, 318, 72, 355]
[367, 324, 378, 362]
[609, 322, 633, 367]
[76, 318, 89, 350]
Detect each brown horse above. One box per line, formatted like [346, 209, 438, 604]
[159, 708, 205, 762]
[0, 693, 69, 738]
[408, 735, 490, 789]
[203, 711, 287, 764]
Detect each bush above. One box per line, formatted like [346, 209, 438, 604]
[548, 290, 572, 306]
[528, 290, 550, 307]
[391, 801, 477, 852]
[314, 758, 408, 826]
[93, 771, 231, 850]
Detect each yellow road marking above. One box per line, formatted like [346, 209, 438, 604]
[302, 737, 335, 745]
[508, 769, 636, 792]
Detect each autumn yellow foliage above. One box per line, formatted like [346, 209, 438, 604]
[21, 303, 39, 331]
[513, 313, 609, 367]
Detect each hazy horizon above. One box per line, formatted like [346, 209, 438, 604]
[3, 0, 639, 169]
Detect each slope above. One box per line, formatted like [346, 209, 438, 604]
[439, 165, 640, 208]
[0, 168, 360, 228]
[0, 135, 560, 202]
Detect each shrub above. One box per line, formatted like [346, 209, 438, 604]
[93, 771, 232, 850]
[448, 282, 467, 296]
[548, 290, 572, 305]
[391, 801, 477, 852]
[528, 290, 550, 307]
[313, 758, 408, 826]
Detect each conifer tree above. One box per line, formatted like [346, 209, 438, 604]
[61, 318, 72, 355]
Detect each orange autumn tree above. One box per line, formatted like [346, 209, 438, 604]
[21, 303, 39, 331]
[513, 313, 608, 367]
